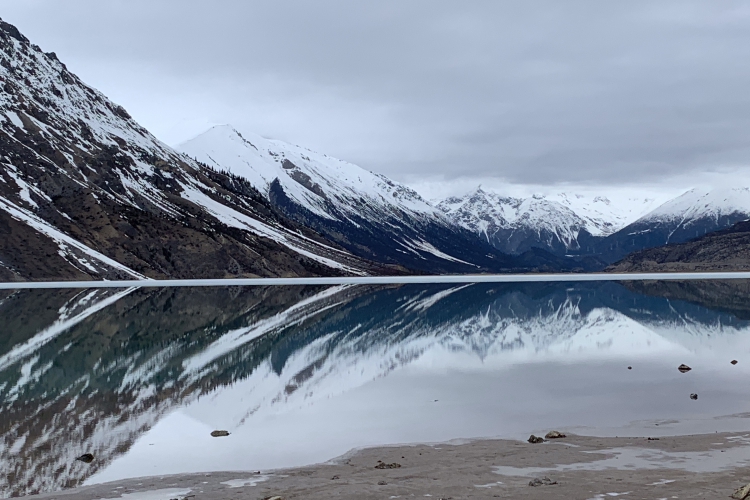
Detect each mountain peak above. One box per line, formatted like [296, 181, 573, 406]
[0, 18, 29, 44]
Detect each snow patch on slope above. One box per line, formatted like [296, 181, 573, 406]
[641, 187, 750, 223]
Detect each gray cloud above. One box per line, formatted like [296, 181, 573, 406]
[2, 1, 750, 188]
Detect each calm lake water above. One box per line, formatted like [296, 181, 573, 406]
[2, 280, 750, 497]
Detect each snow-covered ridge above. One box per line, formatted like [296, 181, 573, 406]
[179, 125, 442, 223]
[440, 187, 661, 239]
[639, 187, 750, 223]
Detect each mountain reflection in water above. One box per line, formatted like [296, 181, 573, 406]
[2, 281, 750, 497]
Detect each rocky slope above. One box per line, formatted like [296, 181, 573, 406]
[608, 219, 750, 273]
[0, 18, 396, 281]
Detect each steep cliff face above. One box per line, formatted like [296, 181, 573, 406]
[0, 19, 383, 280]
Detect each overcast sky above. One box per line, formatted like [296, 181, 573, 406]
[2, 1, 750, 198]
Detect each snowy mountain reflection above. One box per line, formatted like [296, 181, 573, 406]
[2, 281, 750, 497]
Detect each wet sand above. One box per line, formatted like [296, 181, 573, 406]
[35, 431, 750, 500]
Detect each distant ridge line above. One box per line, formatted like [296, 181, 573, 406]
[2, 272, 750, 289]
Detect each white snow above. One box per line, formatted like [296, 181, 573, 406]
[5, 167, 38, 208]
[640, 186, 750, 223]
[179, 183, 364, 274]
[401, 239, 478, 267]
[5, 111, 24, 129]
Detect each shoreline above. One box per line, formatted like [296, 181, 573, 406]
[4, 271, 750, 290]
[34, 430, 750, 500]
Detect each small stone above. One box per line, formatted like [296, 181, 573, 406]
[732, 483, 750, 500]
[627, 366, 632, 370]
[678, 364, 692, 373]
[529, 476, 557, 487]
[690, 393, 698, 400]
[210, 430, 230, 437]
[377, 481, 387, 485]
[528, 435, 545, 444]
[374, 462, 401, 469]
[732, 360, 739, 365]
[544, 431, 566, 439]
[75, 453, 94, 464]
[263, 497, 284, 500]
[331, 475, 339, 480]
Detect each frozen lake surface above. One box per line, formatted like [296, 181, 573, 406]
[2, 280, 750, 496]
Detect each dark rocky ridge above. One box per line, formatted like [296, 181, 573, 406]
[607, 220, 750, 273]
[584, 212, 750, 263]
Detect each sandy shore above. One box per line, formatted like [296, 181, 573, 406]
[36, 432, 750, 500]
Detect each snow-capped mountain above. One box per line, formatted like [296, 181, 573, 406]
[179, 125, 439, 224]
[548, 192, 663, 235]
[178, 126, 538, 273]
[3, 281, 749, 496]
[437, 187, 660, 255]
[596, 187, 750, 262]
[0, 18, 389, 280]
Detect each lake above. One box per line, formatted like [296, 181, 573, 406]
[2, 280, 750, 497]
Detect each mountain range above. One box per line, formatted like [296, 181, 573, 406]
[438, 186, 750, 263]
[1, 17, 749, 280]
[0, 19, 594, 280]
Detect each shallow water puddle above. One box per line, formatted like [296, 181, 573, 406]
[493, 444, 750, 477]
[95, 488, 192, 500]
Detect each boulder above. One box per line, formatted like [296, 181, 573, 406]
[731, 483, 750, 500]
[374, 461, 401, 469]
[529, 477, 557, 486]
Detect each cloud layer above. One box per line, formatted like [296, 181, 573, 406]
[2, 1, 750, 190]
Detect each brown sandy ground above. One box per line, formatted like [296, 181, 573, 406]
[34, 432, 750, 500]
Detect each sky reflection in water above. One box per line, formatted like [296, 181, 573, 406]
[2, 281, 750, 496]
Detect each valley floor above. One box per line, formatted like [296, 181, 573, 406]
[37, 431, 750, 500]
